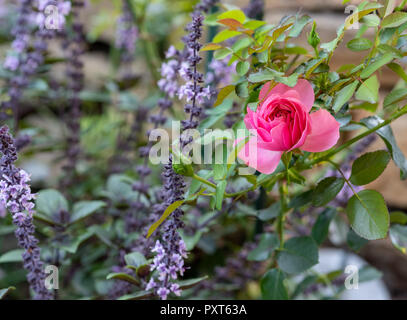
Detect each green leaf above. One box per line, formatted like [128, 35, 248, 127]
[288, 190, 313, 209]
[355, 75, 379, 103]
[346, 38, 373, 51]
[248, 233, 279, 261]
[124, 252, 147, 269]
[360, 53, 394, 79]
[390, 211, 407, 225]
[70, 201, 105, 224]
[384, 88, 407, 108]
[214, 48, 232, 60]
[235, 81, 249, 98]
[332, 81, 359, 112]
[248, 69, 276, 83]
[61, 231, 95, 254]
[0, 249, 24, 264]
[213, 29, 241, 43]
[389, 224, 407, 254]
[361, 116, 407, 179]
[359, 265, 383, 282]
[362, 14, 380, 27]
[277, 236, 319, 274]
[36, 189, 68, 217]
[177, 276, 209, 290]
[217, 9, 246, 24]
[288, 15, 312, 38]
[261, 269, 288, 300]
[312, 177, 345, 207]
[106, 273, 140, 286]
[236, 61, 250, 76]
[201, 43, 223, 51]
[347, 229, 368, 252]
[350, 150, 390, 185]
[213, 85, 235, 107]
[119, 291, 152, 300]
[311, 208, 337, 245]
[147, 200, 184, 238]
[387, 63, 407, 82]
[347, 189, 389, 240]
[0, 287, 15, 300]
[258, 201, 281, 221]
[231, 37, 253, 52]
[382, 12, 407, 29]
[215, 180, 227, 210]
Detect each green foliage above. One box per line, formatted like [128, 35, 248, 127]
[350, 150, 391, 186]
[277, 237, 319, 274]
[248, 233, 279, 261]
[261, 269, 288, 300]
[312, 208, 337, 245]
[312, 177, 345, 207]
[347, 190, 390, 240]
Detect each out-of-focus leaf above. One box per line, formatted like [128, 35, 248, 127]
[214, 85, 235, 107]
[217, 10, 246, 24]
[36, 189, 68, 217]
[390, 224, 407, 254]
[70, 201, 106, 224]
[288, 15, 312, 38]
[0, 287, 15, 299]
[361, 116, 407, 179]
[0, 249, 23, 264]
[261, 269, 288, 300]
[213, 29, 241, 43]
[347, 38, 373, 51]
[347, 229, 369, 252]
[311, 208, 337, 245]
[355, 75, 379, 103]
[382, 12, 407, 29]
[277, 236, 319, 274]
[201, 43, 223, 51]
[258, 201, 281, 221]
[390, 211, 407, 225]
[215, 180, 227, 210]
[384, 88, 407, 108]
[106, 273, 140, 286]
[236, 61, 250, 76]
[248, 233, 279, 261]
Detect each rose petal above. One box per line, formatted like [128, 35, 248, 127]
[237, 137, 283, 174]
[300, 109, 340, 152]
[259, 81, 272, 102]
[269, 79, 315, 111]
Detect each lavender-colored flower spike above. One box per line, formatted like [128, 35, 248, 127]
[0, 126, 52, 300]
[179, 12, 211, 141]
[60, 0, 85, 191]
[145, 157, 187, 300]
[1, 0, 70, 121]
[116, 1, 139, 65]
[145, 2, 218, 300]
[195, 0, 219, 13]
[244, 0, 265, 20]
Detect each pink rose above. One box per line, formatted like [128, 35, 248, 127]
[238, 79, 340, 174]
